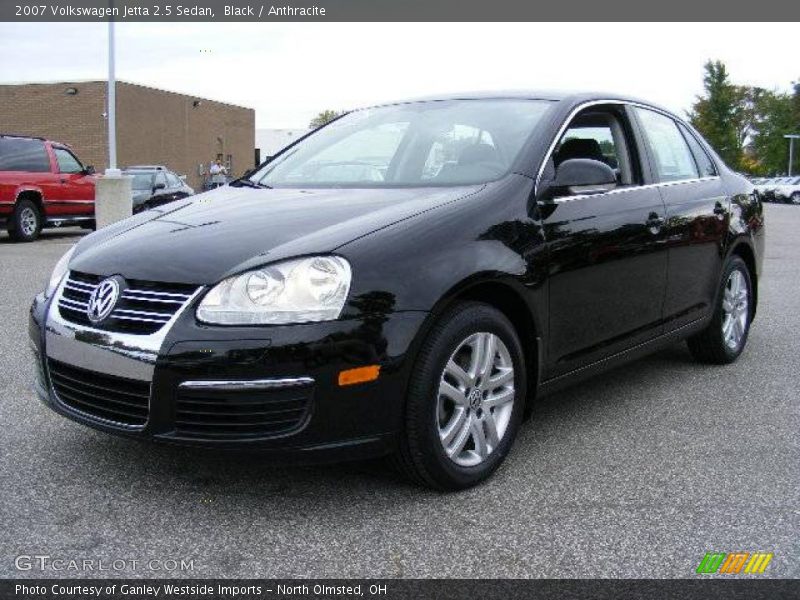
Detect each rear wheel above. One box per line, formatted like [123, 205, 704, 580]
[7, 198, 42, 242]
[790, 192, 800, 205]
[394, 302, 526, 490]
[687, 256, 752, 364]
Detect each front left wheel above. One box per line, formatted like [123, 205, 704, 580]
[8, 198, 42, 242]
[394, 302, 527, 490]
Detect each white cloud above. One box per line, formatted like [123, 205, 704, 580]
[0, 22, 797, 128]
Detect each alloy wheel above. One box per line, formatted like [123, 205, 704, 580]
[721, 269, 749, 351]
[436, 332, 515, 467]
[20, 206, 38, 237]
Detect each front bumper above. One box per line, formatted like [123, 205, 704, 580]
[30, 282, 427, 461]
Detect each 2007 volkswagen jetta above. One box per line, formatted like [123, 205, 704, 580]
[29, 92, 764, 490]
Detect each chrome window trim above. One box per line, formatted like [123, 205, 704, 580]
[534, 98, 722, 197]
[550, 175, 722, 204]
[178, 378, 315, 391]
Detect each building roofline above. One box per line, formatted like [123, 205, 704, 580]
[0, 78, 254, 112]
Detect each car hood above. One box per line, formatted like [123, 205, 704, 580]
[72, 184, 482, 285]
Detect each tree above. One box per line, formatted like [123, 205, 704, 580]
[309, 109, 344, 129]
[750, 90, 795, 175]
[688, 61, 750, 169]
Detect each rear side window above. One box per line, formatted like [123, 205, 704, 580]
[53, 148, 83, 174]
[166, 173, 181, 187]
[635, 108, 699, 182]
[0, 138, 51, 172]
[678, 123, 717, 177]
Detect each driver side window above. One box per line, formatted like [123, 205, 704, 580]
[551, 108, 640, 187]
[53, 148, 83, 174]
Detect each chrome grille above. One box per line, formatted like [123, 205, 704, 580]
[58, 271, 198, 335]
[48, 359, 150, 427]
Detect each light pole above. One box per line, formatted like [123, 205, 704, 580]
[106, 1, 118, 175]
[785, 134, 800, 176]
[95, 0, 131, 230]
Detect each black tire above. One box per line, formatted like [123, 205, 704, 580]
[394, 302, 527, 490]
[7, 198, 42, 242]
[687, 256, 753, 364]
[790, 192, 800, 206]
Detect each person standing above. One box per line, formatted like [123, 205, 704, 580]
[209, 159, 228, 188]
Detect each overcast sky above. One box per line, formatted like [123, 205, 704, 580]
[0, 22, 797, 129]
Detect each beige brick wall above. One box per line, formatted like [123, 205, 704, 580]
[117, 82, 255, 190]
[0, 81, 255, 191]
[0, 81, 108, 171]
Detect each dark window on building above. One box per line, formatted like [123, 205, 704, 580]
[0, 138, 51, 172]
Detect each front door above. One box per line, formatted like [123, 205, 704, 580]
[50, 146, 94, 218]
[542, 105, 668, 378]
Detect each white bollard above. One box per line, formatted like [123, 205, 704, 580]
[94, 168, 133, 229]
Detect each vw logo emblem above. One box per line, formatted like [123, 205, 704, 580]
[467, 388, 483, 410]
[87, 278, 120, 323]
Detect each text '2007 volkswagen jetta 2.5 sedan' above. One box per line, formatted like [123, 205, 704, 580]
[30, 92, 764, 490]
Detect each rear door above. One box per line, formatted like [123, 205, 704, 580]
[632, 108, 728, 329]
[0, 137, 56, 211]
[543, 104, 668, 377]
[51, 146, 94, 217]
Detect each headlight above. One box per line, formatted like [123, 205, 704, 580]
[45, 246, 76, 298]
[197, 256, 352, 325]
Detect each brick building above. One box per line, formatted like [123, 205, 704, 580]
[0, 80, 255, 190]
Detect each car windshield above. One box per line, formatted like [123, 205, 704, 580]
[128, 172, 154, 190]
[250, 99, 554, 188]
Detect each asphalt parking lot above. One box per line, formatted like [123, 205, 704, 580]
[1, 203, 798, 579]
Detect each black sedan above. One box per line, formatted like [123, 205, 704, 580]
[30, 92, 764, 490]
[124, 166, 194, 213]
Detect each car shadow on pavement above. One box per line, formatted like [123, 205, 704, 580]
[0, 228, 88, 244]
[45, 342, 702, 503]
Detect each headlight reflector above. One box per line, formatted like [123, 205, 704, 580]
[45, 246, 76, 298]
[197, 256, 351, 325]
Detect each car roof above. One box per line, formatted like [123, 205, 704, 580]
[374, 90, 674, 115]
[0, 133, 46, 141]
[125, 165, 168, 171]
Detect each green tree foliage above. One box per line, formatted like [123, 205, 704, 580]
[309, 109, 344, 129]
[690, 61, 800, 174]
[750, 91, 795, 175]
[688, 61, 748, 169]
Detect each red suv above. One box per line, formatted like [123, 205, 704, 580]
[0, 134, 96, 242]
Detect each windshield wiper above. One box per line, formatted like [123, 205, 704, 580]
[229, 178, 272, 189]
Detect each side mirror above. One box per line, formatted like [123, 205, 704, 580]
[550, 158, 616, 197]
[83, 165, 95, 175]
[153, 182, 166, 191]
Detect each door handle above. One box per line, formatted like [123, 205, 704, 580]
[646, 212, 664, 233]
